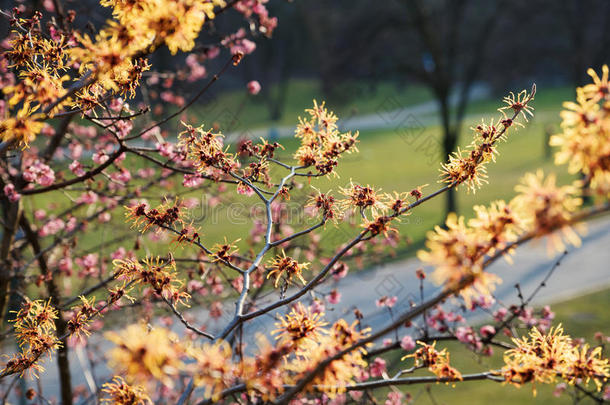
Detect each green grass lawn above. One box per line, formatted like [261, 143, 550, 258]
[381, 288, 609, 404]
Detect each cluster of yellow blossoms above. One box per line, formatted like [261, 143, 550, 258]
[1, 0, 225, 147]
[102, 376, 151, 405]
[402, 341, 462, 381]
[267, 251, 310, 288]
[441, 87, 535, 192]
[103, 308, 370, 401]
[551, 65, 610, 197]
[1, 300, 60, 377]
[418, 200, 522, 306]
[419, 168, 584, 305]
[112, 256, 190, 306]
[100, 0, 225, 54]
[293, 100, 359, 175]
[503, 325, 609, 393]
[179, 123, 239, 175]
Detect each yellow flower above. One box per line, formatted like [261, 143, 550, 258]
[550, 65, 610, 197]
[1, 299, 61, 378]
[499, 89, 535, 122]
[292, 100, 359, 175]
[402, 341, 462, 382]
[581, 64, 609, 103]
[338, 180, 388, 219]
[272, 303, 328, 349]
[100, 0, 226, 55]
[512, 170, 583, 253]
[0, 103, 45, 148]
[267, 251, 309, 288]
[105, 324, 185, 388]
[112, 256, 190, 306]
[101, 376, 151, 405]
[187, 340, 234, 401]
[287, 319, 370, 398]
[179, 122, 238, 174]
[502, 325, 609, 394]
[240, 336, 292, 401]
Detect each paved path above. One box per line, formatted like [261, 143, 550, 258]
[224, 86, 491, 142]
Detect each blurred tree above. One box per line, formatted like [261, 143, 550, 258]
[390, 0, 507, 216]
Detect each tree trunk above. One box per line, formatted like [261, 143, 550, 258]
[20, 217, 73, 405]
[439, 96, 458, 216]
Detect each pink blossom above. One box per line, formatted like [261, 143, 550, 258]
[247, 80, 261, 95]
[81, 254, 98, 269]
[400, 335, 416, 351]
[237, 182, 255, 196]
[34, 209, 46, 220]
[65, 217, 77, 232]
[111, 247, 127, 260]
[183, 174, 204, 188]
[23, 161, 55, 186]
[109, 98, 124, 112]
[77, 191, 99, 204]
[58, 258, 73, 276]
[328, 289, 341, 304]
[209, 301, 223, 319]
[311, 299, 325, 314]
[369, 357, 386, 378]
[231, 39, 256, 55]
[42, 0, 55, 12]
[493, 307, 508, 322]
[114, 119, 133, 137]
[385, 392, 404, 405]
[541, 305, 555, 320]
[331, 262, 348, 280]
[137, 168, 155, 178]
[479, 325, 496, 338]
[92, 151, 108, 164]
[553, 383, 567, 398]
[376, 295, 397, 308]
[69, 142, 83, 159]
[187, 280, 204, 293]
[114, 169, 131, 183]
[156, 141, 174, 158]
[41, 124, 55, 137]
[3, 183, 20, 202]
[98, 212, 111, 223]
[69, 160, 86, 176]
[39, 218, 65, 237]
